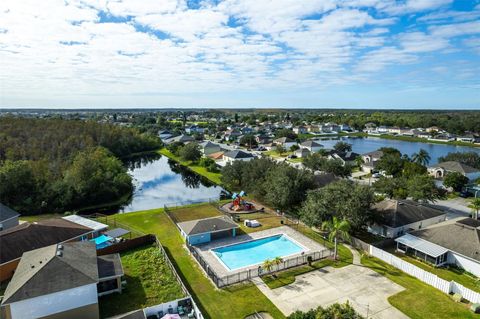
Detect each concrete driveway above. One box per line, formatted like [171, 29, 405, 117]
[253, 256, 408, 319]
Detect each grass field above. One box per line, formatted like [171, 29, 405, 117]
[169, 204, 222, 222]
[361, 254, 477, 319]
[111, 207, 285, 319]
[99, 245, 185, 318]
[158, 148, 223, 185]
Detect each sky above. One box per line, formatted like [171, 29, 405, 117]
[0, 0, 479, 109]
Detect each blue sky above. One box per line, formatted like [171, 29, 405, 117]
[0, 0, 479, 109]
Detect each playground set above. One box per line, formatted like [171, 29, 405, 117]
[227, 191, 256, 212]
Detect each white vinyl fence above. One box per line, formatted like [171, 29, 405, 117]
[370, 246, 480, 304]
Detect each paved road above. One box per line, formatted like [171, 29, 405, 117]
[253, 248, 408, 319]
[431, 197, 473, 219]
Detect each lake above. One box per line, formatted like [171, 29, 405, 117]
[119, 154, 227, 213]
[316, 136, 480, 164]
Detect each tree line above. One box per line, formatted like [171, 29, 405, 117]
[0, 117, 162, 215]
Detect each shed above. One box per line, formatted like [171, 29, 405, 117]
[177, 216, 239, 245]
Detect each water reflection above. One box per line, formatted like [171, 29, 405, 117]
[118, 154, 227, 213]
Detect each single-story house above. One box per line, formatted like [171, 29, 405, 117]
[300, 140, 323, 153]
[428, 161, 480, 181]
[0, 218, 100, 282]
[255, 135, 272, 145]
[223, 150, 255, 163]
[328, 151, 360, 166]
[0, 203, 19, 231]
[0, 242, 123, 319]
[395, 218, 480, 276]
[177, 216, 239, 245]
[164, 134, 195, 144]
[208, 151, 225, 161]
[273, 137, 297, 150]
[185, 125, 205, 135]
[158, 130, 173, 140]
[295, 148, 311, 158]
[368, 199, 447, 238]
[199, 141, 222, 156]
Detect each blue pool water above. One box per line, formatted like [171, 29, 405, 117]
[212, 235, 304, 270]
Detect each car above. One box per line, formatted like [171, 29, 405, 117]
[459, 191, 471, 198]
[287, 154, 297, 159]
[372, 173, 381, 178]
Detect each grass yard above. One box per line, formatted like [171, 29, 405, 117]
[99, 245, 185, 318]
[361, 254, 478, 319]
[392, 251, 480, 293]
[169, 203, 222, 222]
[111, 208, 286, 319]
[18, 213, 63, 222]
[158, 148, 223, 185]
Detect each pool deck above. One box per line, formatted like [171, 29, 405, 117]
[193, 226, 328, 278]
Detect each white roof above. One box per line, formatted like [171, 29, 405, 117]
[395, 233, 448, 258]
[62, 215, 108, 232]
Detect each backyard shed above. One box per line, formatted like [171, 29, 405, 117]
[177, 216, 239, 245]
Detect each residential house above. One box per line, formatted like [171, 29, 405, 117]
[428, 161, 480, 181]
[307, 125, 320, 133]
[0, 203, 19, 231]
[222, 150, 255, 163]
[0, 218, 106, 282]
[295, 148, 311, 158]
[199, 141, 222, 156]
[293, 126, 308, 134]
[158, 130, 173, 140]
[395, 218, 480, 276]
[164, 134, 195, 144]
[299, 140, 323, 153]
[361, 150, 384, 173]
[339, 124, 352, 132]
[178, 216, 239, 245]
[185, 125, 205, 135]
[223, 129, 242, 141]
[255, 135, 272, 145]
[456, 134, 478, 143]
[328, 151, 360, 166]
[0, 242, 123, 319]
[273, 137, 297, 150]
[368, 200, 447, 238]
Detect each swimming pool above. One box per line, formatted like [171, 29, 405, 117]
[212, 234, 305, 270]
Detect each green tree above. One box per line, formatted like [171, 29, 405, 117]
[411, 149, 431, 166]
[407, 175, 439, 202]
[166, 141, 184, 156]
[179, 143, 201, 162]
[262, 259, 274, 273]
[443, 172, 469, 192]
[239, 134, 257, 148]
[373, 177, 407, 199]
[290, 144, 300, 152]
[333, 141, 352, 153]
[438, 152, 480, 169]
[469, 198, 480, 219]
[275, 145, 286, 156]
[402, 161, 427, 177]
[275, 128, 297, 139]
[300, 180, 375, 230]
[220, 160, 248, 190]
[376, 153, 404, 177]
[0, 160, 39, 213]
[322, 217, 351, 260]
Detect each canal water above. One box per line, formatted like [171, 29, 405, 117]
[316, 136, 480, 164]
[119, 154, 227, 213]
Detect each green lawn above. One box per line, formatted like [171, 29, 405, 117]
[168, 203, 222, 222]
[99, 245, 185, 318]
[19, 213, 64, 222]
[361, 254, 477, 319]
[158, 148, 223, 185]
[112, 208, 285, 319]
[392, 252, 480, 293]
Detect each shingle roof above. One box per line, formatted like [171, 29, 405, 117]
[97, 253, 124, 279]
[433, 161, 479, 174]
[1, 242, 98, 304]
[0, 219, 93, 264]
[410, 218, 480, 262]
[177, 216, 239, 236]
[373, 200, 446, 228]
[0, 203, 19, 222]
[362, 150, 384, 158]
[274, 137, 295, 143]
[301, 140, 323, 148]
[223, 150, 254, 159]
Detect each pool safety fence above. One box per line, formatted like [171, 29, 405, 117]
[188, 244, 332, 288]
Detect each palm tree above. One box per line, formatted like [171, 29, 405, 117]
[469, 198, 480, 220]
[411, 149, 431, 166]
[355, 156, 364, 168]
[322, 216, 351, 260]
[272, 256, 284, 276]
[262, 259, 274, 274]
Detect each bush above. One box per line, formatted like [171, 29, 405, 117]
[178, 143, 201, 162]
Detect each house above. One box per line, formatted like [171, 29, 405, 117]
[255, 135, 272, 145]
[0, 218, 104, 282]
[307, 125, 320, 133]
[158, 130, 173, 140]
[185, 125, 205, 134]
[177, 216, 239, 245]
[428, 161, 480, 181]
[0, 203, 19, 231]
[223, 150, 255, 163]
[273, 137, 297, 149]
[295, 148, 311, 158]
[368, 200, 447, 238]
[328, 151, 360, 166]
[207, 151, 225, 161]
[339, 124, 352, 132]
[456, 134, 478, 143]
[223, 129, 242, 141]
[0, 242, 123, 319]
[395, 218, 480, 276]
[199, 141, 222, 156]
[62, 215, 108, 238]
[299, 140, 323, 153]
[361, 150, 384, 173]
[293, 126, 308, 134]
[164, 134, 195, 144]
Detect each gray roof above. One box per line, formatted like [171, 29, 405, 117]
[224, 150, 254, 159]
[410, 218, 480, 262]
[167, 135, 195, 143]
[97, 253, 124, 279]
[0, 203, 19, 222]
[362, 150, 384, 158]
[395, 234, 449, 258]
[177, 216, 239, 236]
[373, 200, 446, 228]
[301, 140, 323, 148]
[274, 137, 295, 143]
[432, 161, 479, 174]
[104, 228, 130, 238]
[2, 242, 98, 304]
